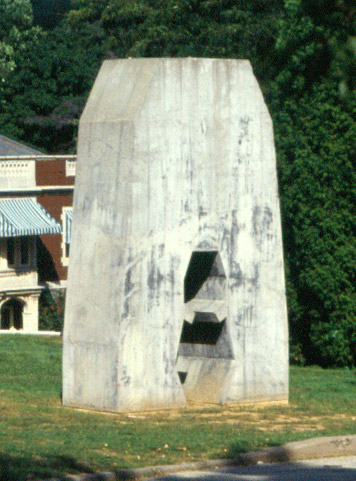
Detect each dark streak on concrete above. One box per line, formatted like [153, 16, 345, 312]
[112, 361, 118, 408]
[157, 269, 164, 289]
[264, 205, 273, 229]
[230, 261, 243, 288]
[124, 268, 134, 296]
[231, 211, 239, 243]
[251, 264, 259, 287]
[239, 116, 251, 140]
[199, 206, 208, 218]
[197, 240, 213, 249]
[122, 300, 129, 320]
[253, 205, 273, 245]
[147, 258, 156, 293]
[121, 366, 131, 387]
[148, 250, 165, 300]
[252, 205, 261, 239]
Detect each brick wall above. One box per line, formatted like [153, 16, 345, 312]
[36, 159, 75, 283]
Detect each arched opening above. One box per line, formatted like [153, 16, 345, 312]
[1, 298, 24, 330]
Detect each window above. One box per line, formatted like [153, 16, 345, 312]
[65, 159, 76, 177]
[61, 207, 73, 266]
[1, 298, 23, 330]
[20, 237, 29, 265]
[6, 237, 31, 267]
[7, 238, 15, 266]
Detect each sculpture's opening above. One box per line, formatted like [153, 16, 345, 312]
[180, 251, 229, 354]
[178, 314, 233, 360]
[184, 251, 225, 302]
[177, 371, 187, 384]
[176, 250, 233, 402]
[180, 315, 224, 345]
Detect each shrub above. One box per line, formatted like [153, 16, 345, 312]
[38, 288, 65, 332]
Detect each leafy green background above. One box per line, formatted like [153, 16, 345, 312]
[2, 0, 356, 367]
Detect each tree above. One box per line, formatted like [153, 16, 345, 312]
[0, 19, 107, 152]
[273, 0, 356, 98]
[3, 0, 356, 367]
[0, 0, 41, 82]
[67, 0, 283, 83]
[270, 0, 356, 366]
[30, 0, 71, 29]
[1, 0, 283, 152]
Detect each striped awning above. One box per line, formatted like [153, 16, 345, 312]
[0, 198, 62, 237]
[65, 208, 73, 244]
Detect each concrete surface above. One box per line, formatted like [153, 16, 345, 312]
[147, 457, 356, 480]
[63, 58, 288, 413]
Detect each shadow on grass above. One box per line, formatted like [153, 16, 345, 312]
[228, 443, 295, 465]
[0, 452, 140, 481]
[0, 453, 95, 481]
[1, 447, 356, 481]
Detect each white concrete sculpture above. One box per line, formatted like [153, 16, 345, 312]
[63, 58, 288, 412]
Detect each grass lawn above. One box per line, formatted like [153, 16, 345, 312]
[1, 335, 356, 480]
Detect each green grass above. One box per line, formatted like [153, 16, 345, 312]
[1, 335, 356, 480]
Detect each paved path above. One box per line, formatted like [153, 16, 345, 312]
[146, 456, 356, 481]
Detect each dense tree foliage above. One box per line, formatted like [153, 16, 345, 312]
[271, 0, 356, 366]
[0, 0, 41, 82]
[30, 0, 71, 29]
[274, 81, 356, 366]
[1, 0, 356, 366]
[67, 0, 283, 83]
[0, 4, 107, 152]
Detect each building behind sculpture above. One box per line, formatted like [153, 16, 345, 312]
[63, 58, 288, 411]
[0, 134, 75, 331]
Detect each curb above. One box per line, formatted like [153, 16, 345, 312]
[50, 435, 356, 481]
